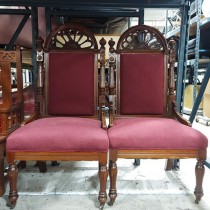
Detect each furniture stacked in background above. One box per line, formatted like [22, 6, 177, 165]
[107, 24, 208, 205]
[0, 48, 24, 196]
[0, 47, 35, 196]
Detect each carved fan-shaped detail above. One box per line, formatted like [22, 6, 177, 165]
[44, 23, 98, 50]
[117, 25, 167, 51]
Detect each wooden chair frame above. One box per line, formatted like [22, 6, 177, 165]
[107, 25, 207, 205]
[6, 23, 108, 209]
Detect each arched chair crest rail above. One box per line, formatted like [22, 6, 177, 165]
[0, 48, 23, 196]
[6, 23, 109, 209]
[107, 24, 208, 206]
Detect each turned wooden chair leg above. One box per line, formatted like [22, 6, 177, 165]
[98, 163, 108, 210]
[108, 160, 117, 206]
[165, 159, 180, 171]
[7, 163, 18, 209]
[194, 159, 205, 204]
[0, 144, 5, 196]
[165, 159, 173, 171]
[37, 161, 47, 173]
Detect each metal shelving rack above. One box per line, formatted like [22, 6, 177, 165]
[165, 0, 210, 169]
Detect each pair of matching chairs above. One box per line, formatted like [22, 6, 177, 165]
[6, 23, 208, 209]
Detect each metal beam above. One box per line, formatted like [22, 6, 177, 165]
[45, 7, 52, 38]
[5, 14, 30, 50]
[176, 2, 190, 112]
[0, 0, 189, 8]
[0, 8, 31, 15]
[31, 7, 38, 96]
[49, 9, 141, 17]
[138, 9, 144, 24]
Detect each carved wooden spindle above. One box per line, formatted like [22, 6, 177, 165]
[168, 39, 176, 97]
[108, 38, 115, 95]
[36, 37, 44, 115]
[99, 38, 106, 96]
[168, 39, 176, 117]
[36, 37, 44, 95]
[99, 38, 106, 128]
[194, 159, 205, 203]
[0, 114, 7, 135]
[8, 113, 12, 129]
[108, 39, 116, 128]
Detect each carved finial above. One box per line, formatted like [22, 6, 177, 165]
[99, 37, 106, 49]
[99, 38, 106, 66]
[36, 37, 44, 62]
[108, 38, 115, 53]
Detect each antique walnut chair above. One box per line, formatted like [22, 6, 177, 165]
[0, 48, 23, 196]
[6, 23, 109, 209]
[107, 25, 208, 205]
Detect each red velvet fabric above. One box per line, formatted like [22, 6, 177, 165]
[7, 117, 109, 152]
[108, 118, 208, 150]
[48, 52, 95, 116]
[120, 53, 165, 115]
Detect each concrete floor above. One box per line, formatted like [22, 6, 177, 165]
[0, 119, 209, 210]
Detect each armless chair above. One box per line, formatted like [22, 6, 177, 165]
[0, 48, 23, 196]
[107, 25, 208, 205]
[6, 23, 109, 209]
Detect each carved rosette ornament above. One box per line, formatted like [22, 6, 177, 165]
[44, 23, 98, 50]
[117, 24, 167, 51]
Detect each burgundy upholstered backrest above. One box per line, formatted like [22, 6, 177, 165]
[119, 52, 165, 115]
[114, 24, 168, 116]
[47, 52, 96, 116]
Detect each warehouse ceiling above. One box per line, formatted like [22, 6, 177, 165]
[0, 0, 187, 48]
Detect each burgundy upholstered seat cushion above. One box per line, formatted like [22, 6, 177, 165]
[7, 117, 109, 152]
[108, 118, 208, 150]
